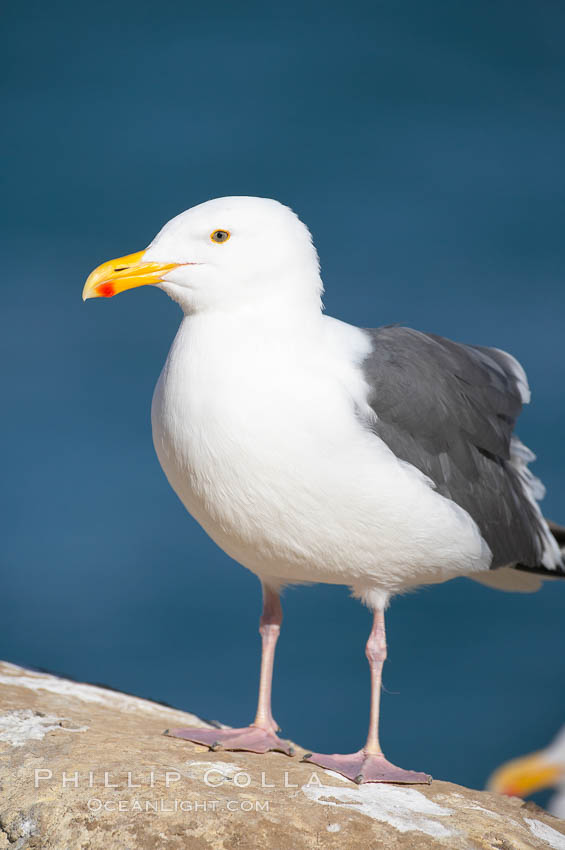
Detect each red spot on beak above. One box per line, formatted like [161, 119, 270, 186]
[96, 282, 116, 298]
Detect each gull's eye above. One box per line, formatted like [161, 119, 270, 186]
[210, 229, 230, 243]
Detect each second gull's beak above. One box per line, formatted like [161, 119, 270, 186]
[82, 251, 180, 301]
[488, 751, 562, 797]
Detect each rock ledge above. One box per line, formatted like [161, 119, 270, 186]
[0, 660, 564, 849]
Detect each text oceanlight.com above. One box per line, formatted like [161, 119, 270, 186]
[87, 799, 271, 813]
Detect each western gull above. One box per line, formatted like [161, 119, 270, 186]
[83, 196, 565, 784]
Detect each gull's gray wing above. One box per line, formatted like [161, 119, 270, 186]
[361, 325, 558, 570]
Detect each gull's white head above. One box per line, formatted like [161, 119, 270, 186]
[83, 196, 322, 315]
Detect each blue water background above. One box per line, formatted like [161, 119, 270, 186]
[2, 0, 565, 796]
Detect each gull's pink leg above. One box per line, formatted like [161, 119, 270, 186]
[167, 584, 293, 755]
[303, 607, 431, 784]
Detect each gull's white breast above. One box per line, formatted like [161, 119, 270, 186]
[151, 313, 491, 594]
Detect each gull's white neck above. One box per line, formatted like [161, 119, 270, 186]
[156, 301, 328, 426]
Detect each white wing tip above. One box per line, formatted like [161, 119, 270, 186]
[493, 348, 531, 404]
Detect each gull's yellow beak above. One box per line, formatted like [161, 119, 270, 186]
[488, 751, 562, 798]
[82, 251, 180, 301]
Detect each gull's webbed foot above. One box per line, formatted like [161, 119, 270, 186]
[302, 749, 431, 784]
[165, 725, 294, 756]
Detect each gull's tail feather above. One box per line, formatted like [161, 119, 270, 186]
[513, 518, 565, 578]
[547, 519, 565, 549]
[472, 518, 565, 593]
